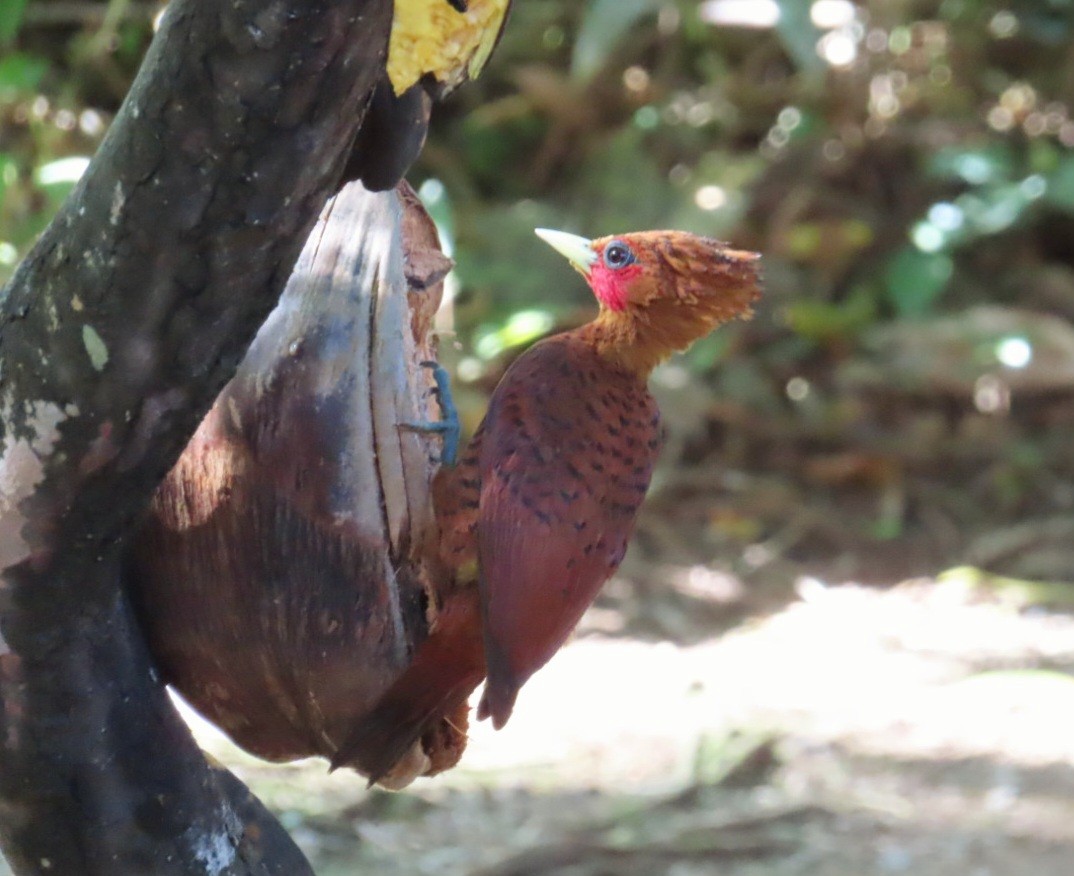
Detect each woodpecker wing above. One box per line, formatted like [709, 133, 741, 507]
[473, 337, 662, 727]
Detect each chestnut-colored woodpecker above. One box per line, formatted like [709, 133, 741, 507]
[333, 228, 762, 782]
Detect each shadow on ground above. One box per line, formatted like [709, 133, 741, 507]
[170, 578, 1074, 876]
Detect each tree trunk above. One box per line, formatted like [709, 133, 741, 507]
[0, 0, 395, 871]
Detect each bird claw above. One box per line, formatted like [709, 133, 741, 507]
[400, 361, 460, 466]
[446, 0, 468, 11]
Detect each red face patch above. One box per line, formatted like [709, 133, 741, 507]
[589, 263, 643, 312]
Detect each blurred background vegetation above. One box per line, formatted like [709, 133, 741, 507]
[8, 2, 1074, 874]
[6, 0, 1074, 593]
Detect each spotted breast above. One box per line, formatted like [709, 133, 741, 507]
[458, 331, 663, 726]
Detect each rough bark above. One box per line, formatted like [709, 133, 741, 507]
[0, 0, 394, 872]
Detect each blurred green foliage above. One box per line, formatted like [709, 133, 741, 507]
[0, 0, 151, 277]
[406, 0, 1074, 387]
[0, 0, 29, 45]
[4, 0, 1074, 379]
[6, 0, 1074, 574]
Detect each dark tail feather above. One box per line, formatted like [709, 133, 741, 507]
[331, 599, 485, 784]
[476, 634, 521, 730]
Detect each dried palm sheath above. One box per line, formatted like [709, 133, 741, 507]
[129, 181, 463, 788]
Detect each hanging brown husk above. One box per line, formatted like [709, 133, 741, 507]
[128, 181, 463, 789]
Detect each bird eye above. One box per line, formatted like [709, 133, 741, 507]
[602, 241, 635, 270]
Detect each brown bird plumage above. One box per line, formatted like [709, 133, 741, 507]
[333, 229, 761, 782]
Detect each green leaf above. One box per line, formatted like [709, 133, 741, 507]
[953, 183, 1032, 238]
[0, 153, 14, 209]
[927, 144, 1014, 185]
[684, 331, 734, 371]
[1046, 155, 1074, 213]
[784, 291, 877, 342]
[774, 0, 825, 73]
[0, 51, 47, 95]
[0, 0, 28, 44]
[883, 247, 953, 316]
[474, 309, 556, 359]
[571, 0, 662, 82]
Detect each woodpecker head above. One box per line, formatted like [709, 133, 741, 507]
[535, 228, 762, 372]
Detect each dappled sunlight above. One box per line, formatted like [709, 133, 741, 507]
[7, 0, 1074, 872]
[182, 576, 1074, 874]
[472, 579, 1074, 782]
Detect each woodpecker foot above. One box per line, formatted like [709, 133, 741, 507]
[400, 361, 460, 465]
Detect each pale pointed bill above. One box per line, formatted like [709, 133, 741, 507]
[534, 228, 598, 276]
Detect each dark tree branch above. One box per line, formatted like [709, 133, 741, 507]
[0, 0, 394, 871]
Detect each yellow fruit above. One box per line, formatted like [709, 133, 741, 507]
[387, 0, 510, 95]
